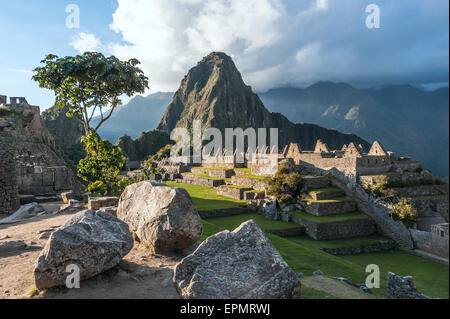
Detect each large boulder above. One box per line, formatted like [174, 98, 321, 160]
[34, 210, 133, 289]
[173, 220, 301, 299]
[116, 181, 202, 254]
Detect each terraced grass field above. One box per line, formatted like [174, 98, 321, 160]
[165, 181, 449, 299]
[291, 211, 369, 223]
[164, 181, 247, 210]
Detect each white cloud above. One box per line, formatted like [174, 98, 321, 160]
[316, 0, 328, 10]
[75, 0, 448, 93]
[7, 68, 33, 75]
[70, 32, 103, 53]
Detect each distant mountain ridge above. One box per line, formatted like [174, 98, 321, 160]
[258, 82, 449, 180]
[92, 92, 173, 142]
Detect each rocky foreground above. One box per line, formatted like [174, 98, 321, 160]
[0, 181, 302, 299]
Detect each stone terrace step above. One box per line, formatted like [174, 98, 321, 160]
[302, 197, 357, 216]
[243, 190, 265, 201]
[389, 185, 448, 198]
[303, 175, 330, 189]
[231, 175, 269, 191]
[308, 187, 345, 201]
[191, 167, 236, 179]
[216, 185, 253, 200]
[181, 173, 226, 187]
[290, 211, 376, 240]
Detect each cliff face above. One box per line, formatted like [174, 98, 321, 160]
[115, 130, 172, 161]
[41, 105, 85, 164]
[158, 52, 369, 151]
[0, 101, 82, 195]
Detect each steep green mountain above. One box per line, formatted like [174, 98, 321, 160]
[157, 52, 369, 151]
[259, 83, 449, 180]
[41, 105, 85, 164]
[115, 129, 172, 161]
[92, 92, 173, 142]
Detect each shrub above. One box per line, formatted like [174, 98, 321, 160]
[267, 163, 303, 204]
[78, 131, 125, 195]
[389, 199, 418, 228]
[114, 177, 134, 196]
[87, 180, 107, 195]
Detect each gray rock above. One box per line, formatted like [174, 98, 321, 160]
[0, 202, 45, 224]
[173, 220, 301, 299]
[297, 272, 304, 278]
[386, 272, 432, 299]
[0, 240, 27, 253]
[117, 181, 202, 254]
[281, 212, 291, 222]
[313, 270, 324, 276]
[101, 206, 118, 217]
[264, 201, 280, 221]
[34, 210, 133, 289]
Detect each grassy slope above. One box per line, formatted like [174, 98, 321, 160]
[291, 211, 369, 223]
[203, 216, 449, 299]
[166, 181, 449, 299]
[164, 181, 246, 210]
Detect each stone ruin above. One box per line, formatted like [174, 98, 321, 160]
[284, 140, 421, 177]
[0, 95, 82, 213]
[163, 139, 420, 179]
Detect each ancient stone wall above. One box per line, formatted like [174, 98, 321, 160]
[386, 272, 432, 299]
[231, 175, 269, 191]
[291, 215, 376, 240]
[298, 153, 358, 176]
[303, 200, 357, 216]
[0, 137, 20, 214]
[216, 186, 252, 200]
[430, 224, 449, 258]
[320, 240, 395, 255]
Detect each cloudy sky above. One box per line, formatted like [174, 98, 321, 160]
[0, 0, 448, 110]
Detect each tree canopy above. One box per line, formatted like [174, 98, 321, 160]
[32, 52, 149, 135]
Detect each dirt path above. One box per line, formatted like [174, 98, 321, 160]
[0, 206, 180, 299]
[301, 276, 377, 299]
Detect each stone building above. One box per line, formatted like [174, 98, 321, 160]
[284, 140, 420, 177]
[430, 223, 449, 258]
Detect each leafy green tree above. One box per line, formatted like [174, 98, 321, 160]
[32, 52, 149, 136]
[77, 131, 125, 195]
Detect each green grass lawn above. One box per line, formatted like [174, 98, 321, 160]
[202, 212, 449, 299]
[183, 172, 224, 181]
[288, 234, 392, 250]
[301, 196, 355, 203]
[291, 211, 369, 223]
[165, 181, 449, 299]
[238, 174, 268, 180]
[301, 286, 339, 299]
[308, 187, 343, 194]
[164, 181, 247, 211]
[202, 213, 299, 236]
[219, 184, 251, 189]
